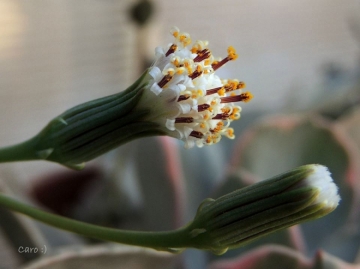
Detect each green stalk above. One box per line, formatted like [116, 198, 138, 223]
[0, 137, 40, 163]
[0, 165, 340, 255]
[0, 194, 190, 253]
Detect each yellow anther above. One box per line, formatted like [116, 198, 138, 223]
[242, 92, 254, 103]
[211, 100, 217, 106]
[217, 88, 226, 96]
[226, 128, 235, 138]
[200, 123, 206, 129]
[176, 67, 185, 75]
[228, 80, 238, 90]
[221, 107, 230, 113]
[204, 59, 211, 66]
[181, 37, 192, 47]
[238, 81, 246, 89]
[230, 92, 236, 96]
[172, 57, 180, 66]
[227, 46, 238, 60]
[206, 136, 212, 144]
[197, 89, 203, 96]
[212, 134, 220, 143]
[167, 69, 175, 76]
[184, 60, 193, 74]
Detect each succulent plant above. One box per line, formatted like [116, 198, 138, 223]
[1, 26, 360, 269]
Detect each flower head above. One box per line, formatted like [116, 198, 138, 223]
[139, 27, 253, 148]
[2, 27, 252, 169]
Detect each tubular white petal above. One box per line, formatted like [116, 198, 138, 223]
[165, 119, 175, 131]
[305, 164, 341, 208]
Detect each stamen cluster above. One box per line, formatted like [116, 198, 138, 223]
[148, 27, 252, 148]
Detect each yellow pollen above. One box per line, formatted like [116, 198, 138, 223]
[228, 80, 238, 90]
[200, 123, 206, 129]
[204, 59, 211, 66]
[221, 107, 230, 113]
[227, 46, 238, 60]
[211, 100, 217, 106]
[176, 68, 185, 75]
[204, 114, 210, 120]
[197, 89, 203, 96]
[230, 92, 236, 97]
[212, 135, 219, 143]
[217, 88, 226, 96]
[177, 34, 192, 47]
[227, 128, 235, 138]
[206, 136, 212, 144]
[173, 31, 179, 38]
[172, 58, 180, 66]
[184, 61, 193, 74]
[191, 47, 198, 53]
[243, 92, 254, 103]
[231, 113, 240, 120]
[238, 81, 246, 89]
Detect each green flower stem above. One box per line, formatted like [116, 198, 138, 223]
[0, 137, 40, 163]
[0, 165, 340, 255]
[0, 193, 191, 253]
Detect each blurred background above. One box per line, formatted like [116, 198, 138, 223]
[1, 1, 360, 269]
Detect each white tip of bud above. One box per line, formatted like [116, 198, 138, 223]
[305, 164, 340, 209]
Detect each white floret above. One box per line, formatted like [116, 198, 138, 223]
[305, 165, 341, 209]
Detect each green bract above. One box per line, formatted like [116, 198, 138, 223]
[0, 71, 165, 169]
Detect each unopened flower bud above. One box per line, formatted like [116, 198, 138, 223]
[185, 164, 340, 254]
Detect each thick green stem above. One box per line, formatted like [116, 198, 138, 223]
[0, 137, 40, 163]
[0, 194, 192, 252]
